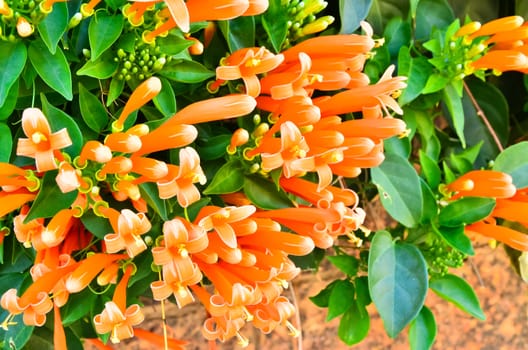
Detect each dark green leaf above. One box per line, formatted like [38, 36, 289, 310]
[107, 76, 125, 106]
[159, 60, 215, 83]
[153, 77, 176, 118]
[398, 49, 433, 105]
[366, 0, 409, 34]
[204, 160, 245, 195]
[1, 314, 34, 349]
[439, 197, 496, 227]
[310, 280, 339, 308]
[80, 210, 113, 239]
[76, 57, 119, 79]
[139, 182, 168, 221]
[289, 247, 325, 270]
[0, 79, 18, 121]
[493, 142, 528, 189]
[89, 11, 124, 61]
[371, 153, 423, 227]
[29, 40, 72, 100]
[0, 41, 26, 107]
[338, 301, 370, 345]
[327, 255, 359, 276]
[218, 16, 255, 52]
[25, 171, 78, 222]
[0, 123, 12, 162]
[327, 279, 355, 321]
[404, 108, 441, 160]
[61, 290, 97, 325]
[157, 34, 193, 56]
[433, 224, 474, 255]
[355, 276, 371, 306]
[243, 175, 292, 209]
[37, 2, 69, 54]
[79, 83, 108, 132]
[430, 273, 485, 320]
[409, 306, 437, 350]
[384, 17, 411, 58]
[443, 82, 466, 148]
[420, 178, 438, 223]
[41, 94, 83, 157]
[368, 231, 428, 338]
[384, 135, 411, 158]
[339, 0, 373, 33]
[415, 0, 455, 41]
[196, 134, 231, 160]
[419, 150, 441, 189]
[261, 0, 289, 52]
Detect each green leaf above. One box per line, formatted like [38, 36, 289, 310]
[439, 197, 496, 227]
[203, 160, 245, 195]
[0, 41, 26, 107]
[409, 306, 437, 350]
[107, 76, 125, 106]
[159, 60, 215, 83]
[420, 178, 438, 224]
[89, 11, 124, 61]
[443, 82, 466, 148]
[29, 39, 72, 100]
[384, 17, 411, 58]
[76, 56, 119, 79]
[327, 255, 359, 276]
[61, 289, 97, 325]
[157, 34, 193, 56]
[327, 279, 355, 321]
[309, 280, 339, 308]
[415, 0, 455, 41]
[261, 0, 289, 52]
[153, 77, 176, 118]
[371, 153, 423, 228]
[243, 175, 292, 209]
[368, 231, 428, 338]
[289, 247, 325, 270]
[338, 301, 370, 345]
[218, 16, 255, 52]
[80, 210, 113, 239]
[196, 134, 231, 160]
[355, 276, 371, 306]
[0, 123, 12, 162]
[79, 83, 108, 132]
[433, 224, 474, 255]
[463, 78, 509, 168]
[398, 49, 433, 105]
[139, 182, 168, 221]
[339, 0, 373, 33]
[0, 79, 18, 121]
[419, 150, 441, 189]
[37, 2, 69, 54]
[366, 0, 409, 34]
[41, 94, 83, 157]
[404, 108, 441, 160]
[493, 142, 528, 189]
[429, 273, 485, 320]
[0, 314, 34, 349]
[422, 73, 450, 94]
[25, 171, 78, 222]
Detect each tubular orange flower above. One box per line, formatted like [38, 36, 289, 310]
[76, 141, 112, 166]
[243, 0, 268, 15]
[228, 128, 250, 154]
[40, 0, 68, 13]
[80, 0, 102, 16]
[55, 162, 80, 193]
[468, 15, 524, 39]
[259, 52, 312, 99]
[16, 108, 72, 172]
[0, 191, 37, 219]
[197, 205, 256, 248]
[104, 132, 142, 153]
[134, 328, 188, 349]
[97, 156, 133, 178]
[130, 157, 169, 180]
[186, 0, 249, 22]
[65, 253, 127, 293]
[103, 208, 152, 258]
[446, 170, 516, 199]
[135, 124, 198, 156]
[471, 50, 528, 72]
[466, 220, 528, 251]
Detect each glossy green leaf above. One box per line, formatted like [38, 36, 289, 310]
[310, 280, 339, 308]
[327, 279, 355, 321]
[0, 123, 12, 162]
[415, 0, 455, 41]
[463, 78, 509, 168]
[420, 178, 438, 223]
[327, 255, 359, 276]
[153, 77, 177, 118]
[218, 16, 255, 52]
[368, 231, 428, 338]
[439, 197, 496, 227]
[419, 150, 441, 189]
[384, 17, 411, 58]
[398, 49, 433, 105]
[41, 94, 83, 157]
[371, 153, 423, 228]
[25, 171, 78, 222]
[80, 210, 114, 239]
[107, 76, 125, 106]
[443, 82, 466, 148]
[340, 0, 373, 33]
[366, 0, 409, 34]
[139, 182, 168, 221]
[430, 273, 485, 320]
[159, 60, 215, 83]
[76, 57, 119, 79]
[196, 134, 231, 160]
[89, 11, 124, 61]
[422, 73, 450, 94]
[243, 175, 292, 210]
[405, 108, 441, 160]
[433, 224, 474, 255]
[0, 41, 26, 107]
[290, 247, 325, 270]
[1, 314, 34, 350]
[79, 83, 108, 132]
[203, 160, 245, 195]
[157, 34, 193, 56]
[261, 0, 289, 52]
[0, 79, 18, 121]
[37, 2, 69, 54]
[355, 276, 371, 306]
[493, 142, 528, 189]
[61, 289, 97, 325]
[409, 306, 437, 350]
[338, 300, 370, 346]
[29, 40, 72, 100]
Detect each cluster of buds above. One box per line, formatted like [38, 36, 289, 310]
[114, 46, 170, 81]
[282, 0, 334, 47]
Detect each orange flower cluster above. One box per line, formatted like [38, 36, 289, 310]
[455, 16, 528, 73]
[447, 170, 528, 251]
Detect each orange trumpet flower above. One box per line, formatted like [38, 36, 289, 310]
[446, 170, 516, 200]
